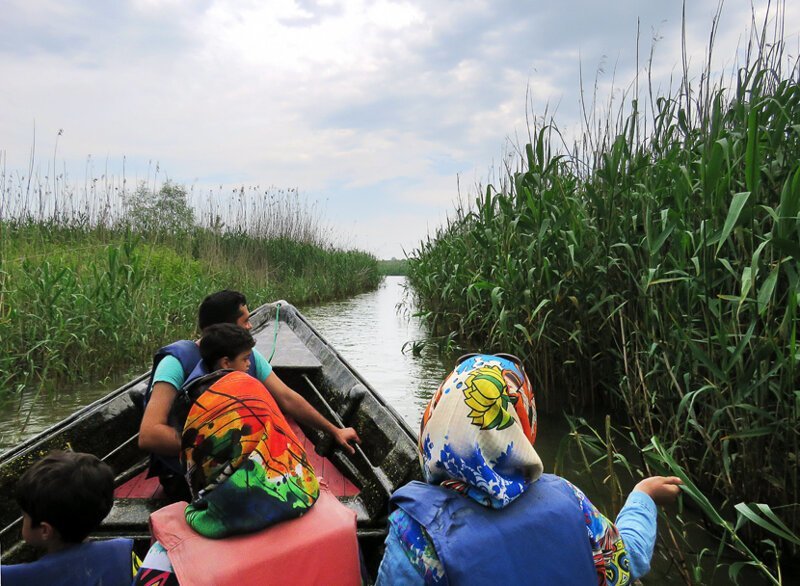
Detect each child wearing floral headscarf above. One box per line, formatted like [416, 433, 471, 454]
[376, 354, 681, 585]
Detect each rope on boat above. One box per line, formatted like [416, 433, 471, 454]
[267, 302, 281, 362]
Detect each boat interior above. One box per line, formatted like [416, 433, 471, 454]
[0, 303, 421, 578]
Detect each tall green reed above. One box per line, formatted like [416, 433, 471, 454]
[407, 2, 799, 578]
[0, 170, 380, 396]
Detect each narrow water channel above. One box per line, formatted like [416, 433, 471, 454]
[301, 275, 446, 428]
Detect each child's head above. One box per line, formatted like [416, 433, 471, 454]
[199, 323, 255, 372]
[16, 450, 115, 548]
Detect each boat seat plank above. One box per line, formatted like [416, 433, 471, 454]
[343, 478, 360, 498]
[255, 325, 322, 371]
[287, 420, 357, 496]
[114, 472, 165, 499]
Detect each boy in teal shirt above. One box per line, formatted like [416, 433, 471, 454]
[139, 290, 360, 500]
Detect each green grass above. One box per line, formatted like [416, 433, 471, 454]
[377, 258, 409, 276]
[406, 5, 799, 582]
[0, 181, 380, 396]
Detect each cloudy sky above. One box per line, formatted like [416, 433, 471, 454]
[1, 1, 798, 258]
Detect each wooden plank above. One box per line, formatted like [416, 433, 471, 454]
[288, 420, 360, 498]
[342, 476, 360, 497]
[255, 324, 321, 370]
[114, 472, 162, 499]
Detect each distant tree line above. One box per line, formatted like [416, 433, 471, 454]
[378, 258, 408, 276]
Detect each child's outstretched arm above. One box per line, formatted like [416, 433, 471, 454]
[615, 476, 683, 578]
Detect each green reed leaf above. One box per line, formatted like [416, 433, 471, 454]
[716, 191, 751, 257]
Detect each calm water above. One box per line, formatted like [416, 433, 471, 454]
[301, 275, 446, 429]
[0, 376, 125, 451]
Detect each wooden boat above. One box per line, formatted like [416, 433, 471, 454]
[0, 301, 421, 580]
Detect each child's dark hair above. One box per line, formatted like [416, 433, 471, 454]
[198, 290, 248, 330]
[200, 323, 255, 370]
[16, 450, 115, 543]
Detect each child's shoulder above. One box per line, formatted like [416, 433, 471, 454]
[1, 539, 134, 586]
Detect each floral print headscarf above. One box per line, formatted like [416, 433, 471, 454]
[418, 353, 543, 509]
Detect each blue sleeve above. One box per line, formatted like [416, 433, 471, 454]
[376, 519, 426, 586]
[615, 490, 658, 579]
[562, 478, 632, 584]
[151, 355, 185, 391]
[252, 348, 273, 383]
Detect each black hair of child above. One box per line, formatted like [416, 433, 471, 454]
[198, 289, 248, 331]
[200, 323, 256, 370]
[16, 450, 115, 543]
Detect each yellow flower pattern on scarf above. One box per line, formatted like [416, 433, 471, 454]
[463, 364, 518, 430]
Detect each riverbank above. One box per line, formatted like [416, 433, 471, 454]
[0, 180, 380, 398]
[406, 14, 799, 585]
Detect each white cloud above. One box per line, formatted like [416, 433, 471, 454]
[1, 0, 797, 258]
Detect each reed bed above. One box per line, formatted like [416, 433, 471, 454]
[407, 5, 799, 582]
[0, 171, 380, 396]
[377, 258, 409, 276]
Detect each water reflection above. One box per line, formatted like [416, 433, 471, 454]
[302, 276, 447, 429]
[0, 380, 121, 451]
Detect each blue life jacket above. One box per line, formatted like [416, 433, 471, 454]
[145, 340, 258, 477]
[0, 538, 133, 586]
[144, 339, 203, 407]
[391, 474, 598, 586]
[145, 340, 203, 478]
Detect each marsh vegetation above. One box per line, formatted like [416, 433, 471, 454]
[407, 5, 799, 583]
[0, 171, 380, 397]
[377, 258, 409, 276]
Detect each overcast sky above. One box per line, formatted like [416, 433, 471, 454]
[2, 1, 798, 258]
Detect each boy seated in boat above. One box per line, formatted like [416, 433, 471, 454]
[134, 323, 361, 586]
[0, 450, 138, 586]
[199, 321, 255, 373]
[139, 289, 360, 501]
